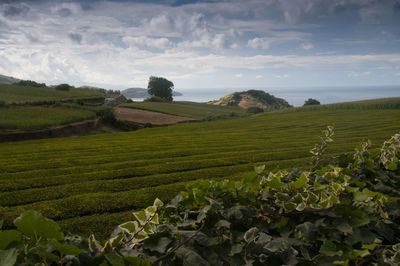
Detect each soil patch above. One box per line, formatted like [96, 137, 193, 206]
[114, 107, 198, 126]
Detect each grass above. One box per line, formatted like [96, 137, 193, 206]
[0, 106, 96, 130]
[0, 83, 104, 103]
[119, 101, 246, 119]
[0, 98, 399, 239]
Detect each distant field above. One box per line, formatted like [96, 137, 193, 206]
[1, 99, 399, 238]
[0, 106, 96, 130]
[119, 101, 246, 119]
[0, 83, 104, 103]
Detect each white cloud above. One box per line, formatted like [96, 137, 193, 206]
[248, 38, 270, 49]
[256, 75, 262, 79]
[347, 71, 372, 77]
[301, 43, 314, 50]
[123, 36, 173, 49]
[275, 74, 290, 79]
[395, 72, 400, 76]
[235, 73, 243, 78]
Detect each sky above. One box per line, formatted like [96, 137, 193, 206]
[0, 0, 400, 90]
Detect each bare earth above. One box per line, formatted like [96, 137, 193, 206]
[114, 107, 197, 126]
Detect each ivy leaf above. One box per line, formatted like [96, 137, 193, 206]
[133, 210, 148, 225]
[104, 253, 124, 266]
[119, 221, 138, 234]
[0, 230, 21, 250]
[0, 249, 18, 266]
[13, 210, 63, 240]
[244, 227, 259, 243]
[255, 165, 265, 174]
[320, 240, 343, 257]
[153, 198, 164, 208]
[290, 172, 310, 189]
[49, 239, 83, 255]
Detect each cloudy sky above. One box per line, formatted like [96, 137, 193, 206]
[0, 0, 400, 90]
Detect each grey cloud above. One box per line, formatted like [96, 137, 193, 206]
[80, 3, 94, 11]
[58, 8, 72, 17]
[2, 3, 29, 17]
[68, 33, 82, 44]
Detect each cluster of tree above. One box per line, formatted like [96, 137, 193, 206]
[304, 98, 320, 106]
[147, 76, 174, 102]
[13, 80, 46, 88]
[54, 83, 73, 91]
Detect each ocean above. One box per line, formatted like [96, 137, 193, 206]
[130, 86, 400, 107]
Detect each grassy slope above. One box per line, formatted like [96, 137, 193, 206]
[0, 99, 399, 238]
[0, 106, 96, 130]
[119, 101, 246, 119]
[0, 84, 104, 103]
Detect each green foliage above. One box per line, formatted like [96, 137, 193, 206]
[246, 106, 264, 114]
[120, 101, 246, 119]
[1, 131, 399, 265]
[0, 83, 104, 104]
[0, 101, 5, 108]
[13, 80, 46, 88]
[304, 98, 320, 106]
[0, 106, 96, 130]
[55, 83, 73, 91]
[144, 96, 170, 102]
[147, 76, 174, 102]
[1, 106, 400, 237]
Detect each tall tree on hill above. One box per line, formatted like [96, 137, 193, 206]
[147, 76, 174, 102]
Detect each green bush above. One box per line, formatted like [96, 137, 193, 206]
[0, 100, 6, 108]
[246, 106, 264, 114]
[144, 96, 170, 102]
[304, 98, 320, 106]
[55, 83, 73, 91]
[13, 80, 46, 88]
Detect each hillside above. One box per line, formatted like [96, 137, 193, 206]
[1, 98, 399, 238]
[119, 101, 246, 119]
[122, 87, 182, 98]
[0, 83, 105, 104]
[0, 74, 20, 84]
[212, 89, 291, 111]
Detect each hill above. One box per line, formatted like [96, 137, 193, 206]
[212, 89, 291, 111]
[1, 98, 399, 238]
[122, 87, 182, 98]
[0, 74, 20, 84]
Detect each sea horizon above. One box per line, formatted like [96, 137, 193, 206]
[128, 85, 400, 107]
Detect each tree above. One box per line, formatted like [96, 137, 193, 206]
[304, 98, 320, 106]
[147, 76, 174, 102]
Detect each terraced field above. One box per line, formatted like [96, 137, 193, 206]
[1, 100, 400, 239]
[0, 83, 104, 103]
[0, 106, 96, 130]
[119, 101, 246, 119]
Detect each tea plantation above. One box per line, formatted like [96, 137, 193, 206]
[1, 100, 399, 238]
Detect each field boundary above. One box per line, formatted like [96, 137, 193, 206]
[0, 118, 100, 142]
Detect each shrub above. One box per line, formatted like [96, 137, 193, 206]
[14, 80, 46, 88]
[0, 100, 6, 108]
[246, 106, 264, 114]
[304, 98, 320, 106]
[144, 96, 170, 102]
[55, 84, 73, 91]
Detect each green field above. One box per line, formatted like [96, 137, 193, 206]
[1, 99, 400, 239]
[119, 101, 246, 119]
[0, 106, 96, 130]
[0, 83, 104, 103]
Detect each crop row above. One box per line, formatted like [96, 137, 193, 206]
[1, 107, 399, 237]
[0, 157, 312, 206]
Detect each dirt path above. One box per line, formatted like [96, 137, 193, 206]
[114, 107, 197, 126]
